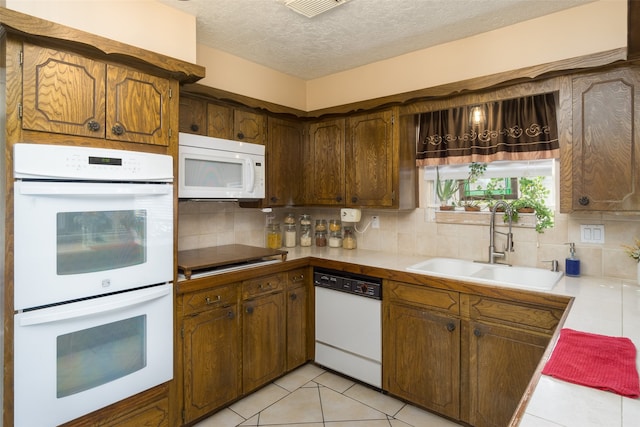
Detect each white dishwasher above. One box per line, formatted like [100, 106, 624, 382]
[314, 268, 382, 388]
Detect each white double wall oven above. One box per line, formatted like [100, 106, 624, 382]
[12, 144, 175, 426]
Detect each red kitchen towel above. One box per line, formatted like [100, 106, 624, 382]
[542, 328, 640, 398]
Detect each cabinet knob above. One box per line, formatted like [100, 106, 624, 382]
[270, 196, 278, 203]
[111, 124, 125, 136]
[446, 322, 456, 332]
[227, 310, 235, 320]
[290, 292, 298, 301]
[578, 196, 590, 206]
[246, 306, 254, 315]
[336, 196, 343, 202]
[474, 329, 482, 337]
[237, 131, 245, 140]
[351, 196, 358, 203]
[190, 123, 199, 132]
[87, 120, 101, 132]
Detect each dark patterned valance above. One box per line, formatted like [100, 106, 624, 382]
[416, 93, 559, 166]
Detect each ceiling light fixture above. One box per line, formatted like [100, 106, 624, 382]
[282, 0, 352, 18]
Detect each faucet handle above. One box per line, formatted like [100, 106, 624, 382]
[542, 260, 559, 272]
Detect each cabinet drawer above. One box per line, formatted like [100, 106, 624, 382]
[385, 281, 459, 315]
[242, 273, 285, 299]
[183, 283, 238, 316]
[466, 295, 563, 333]
[287, 268, 307, 288]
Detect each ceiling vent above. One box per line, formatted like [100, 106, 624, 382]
[283, 0, 352, 18]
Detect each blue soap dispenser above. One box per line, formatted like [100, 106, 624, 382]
[565, 242, 580, 277]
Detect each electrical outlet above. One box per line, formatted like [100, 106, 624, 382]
[371, 215, 380, 229]
[580, 224, 605, 244]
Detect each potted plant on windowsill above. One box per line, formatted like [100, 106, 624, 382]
[436, 166, 458, 210]
[462, 162, 487, 211]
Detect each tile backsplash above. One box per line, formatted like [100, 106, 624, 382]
[178, 200, 640, 281]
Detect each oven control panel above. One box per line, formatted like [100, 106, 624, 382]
[313, 268, 381, 299]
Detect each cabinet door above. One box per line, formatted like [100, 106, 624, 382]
[207, 103, 233, 139]
[286, 283, 308, 370]
[267, 117, 305, 206]
[306, 119, 346, 205]
[106, 65, 171, 146]
[179, 96, 207, 135]
[233, 109, 266, 144]
[384, 303, 460, 419]
[346, 110, 394, 207]
[463, 321, 549, 427]
[22, 44, 107, 138]
[183, 304, 241, 423]
[572, 67, 640, 210]
[242, 292, 285, 393]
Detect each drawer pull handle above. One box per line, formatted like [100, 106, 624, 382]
[446, 322, 456, 332]
[293, 274, 304, 281]
[205, 295, 221, 305]
[258, 283, 273, 290]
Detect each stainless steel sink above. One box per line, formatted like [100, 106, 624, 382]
[406, 258, 563, 291]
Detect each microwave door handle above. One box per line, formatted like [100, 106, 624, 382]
[246, 158, 255, 193]
[18, 183, 172, 197]
[17, 285, 171, 327]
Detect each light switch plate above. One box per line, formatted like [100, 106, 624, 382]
[580, 224, 605, 244]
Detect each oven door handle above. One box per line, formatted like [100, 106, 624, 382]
[17, 182, 172, 197]
[17, 285, 171, 326]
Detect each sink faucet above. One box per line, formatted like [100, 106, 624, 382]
[489, 201, 514, 264]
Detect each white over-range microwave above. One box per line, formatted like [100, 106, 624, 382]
[178, 132, 265, 200]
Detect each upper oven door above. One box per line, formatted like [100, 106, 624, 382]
[14, 180, 173, 310]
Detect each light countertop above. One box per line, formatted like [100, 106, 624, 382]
[284, 246, 640, 427]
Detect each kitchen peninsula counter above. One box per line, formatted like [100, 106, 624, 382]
[283, 246, 640, 427]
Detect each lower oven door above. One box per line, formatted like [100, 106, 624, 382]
[315, 286, 381, 387]
[14, 283, 173, 426]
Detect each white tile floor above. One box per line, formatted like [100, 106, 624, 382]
[195, 363, 461, 427]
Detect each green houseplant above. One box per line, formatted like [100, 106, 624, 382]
[461, 162, 486, 211]
[436, 166, 459, 210]
[505, 177, 554, 233]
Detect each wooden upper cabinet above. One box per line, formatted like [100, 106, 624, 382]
[234, 109, 266, 145]
[207, 103, 233, 139]
[22, 44, 107, 138]
[346, 110, 394, 207]
[106, 65, 170, 146]
[22, 43, 171, 146]
[305, 118, 346, 205]
[571, 66, 640, 211]
[179, 96, 207, 135]
[267, 117, 304, 206]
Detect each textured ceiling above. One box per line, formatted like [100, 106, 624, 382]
[159, 0, 594, 80]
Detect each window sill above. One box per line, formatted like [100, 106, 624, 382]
[434, 209, 537, 229]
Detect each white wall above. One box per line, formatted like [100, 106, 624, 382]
[5, 0, 197, 63]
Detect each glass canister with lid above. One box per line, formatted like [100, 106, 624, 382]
[265, 223, 282, 249]
[342, 226, 357, 249]
[299, 214, 312, 247]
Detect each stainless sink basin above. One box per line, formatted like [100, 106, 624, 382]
[406, 258, 563, 291]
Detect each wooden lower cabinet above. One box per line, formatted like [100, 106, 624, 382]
[241, 273, 287, 394]
[383, 280, 566, 427]
[384, 302, 460, 419]
[462, 321, 549, 427]
[286, 268, 309, 370]
[182, 302, 241, 422]
[60, 384, 169, 427]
